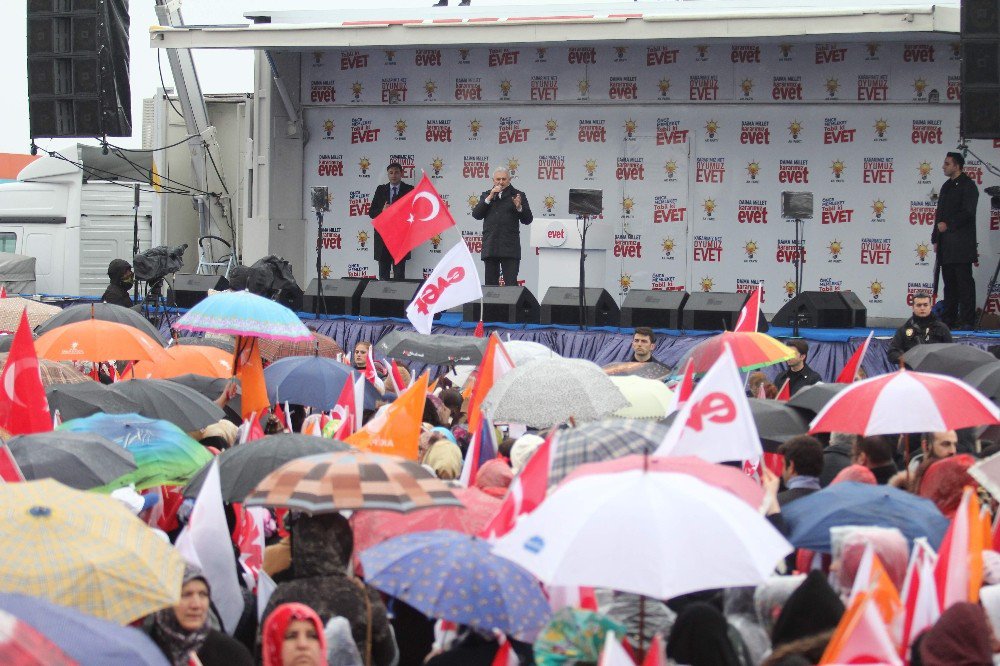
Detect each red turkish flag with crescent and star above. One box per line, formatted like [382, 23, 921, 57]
[373, 173, 457, 264]
[0, 309, 52, 435]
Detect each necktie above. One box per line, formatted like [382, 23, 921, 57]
[390, 186, 397, 203]
[497, 190, 502, 200]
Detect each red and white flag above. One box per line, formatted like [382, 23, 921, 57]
[353, 374, 366, 430]
[389, 359, 407, 394]
[934, 486, 984, 611]
[364, 345, 385, 393]
[775, 379, 791, 402]
[820, 593, 902, 665]
[901, 554, 940, 653]
[374, 173, 457, 264]
[656, 344, 763, 463]
[836, 331, 874, 383]
[733, 287, 761, 333]
[675, 358, 695, 404]
[642, 635, 665, 666]
[332, 375, 358, 440]
[491, 638, 520, 666]
[407, 241, 483, 334]
[233, 503, 268, 590]
[0, 444, 25, 483]
[598, 631, 636, 666]
[480, 431, 556, 539]
[0, 309, 52, 435]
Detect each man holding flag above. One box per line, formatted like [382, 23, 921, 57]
[368, 162, 415, 280]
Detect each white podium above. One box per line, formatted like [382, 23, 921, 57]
[529, 218, 614, 302]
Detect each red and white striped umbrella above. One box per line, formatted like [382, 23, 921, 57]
[809, 369, 1000, 436]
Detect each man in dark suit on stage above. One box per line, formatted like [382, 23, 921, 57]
[368, 162, 414, 280]
[932, 151, 980, 329]
[471, 167, 533, 286]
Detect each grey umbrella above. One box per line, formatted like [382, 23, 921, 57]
[7, 432, 136, 490]
[902, 343, 997, 378]
[34, 303, 165, 344]
[46, 383, 141, 421]
[661, 398, 809, 452]
[182, 433, 351, 502]
[786, 383, 850, 415]
[110, 379, 226, 431]
[481, 358, 630, 428]
[376, 331, 487, 365]
[548, 419, 670, 488]
[166, 374, 242, 422]
[965, 361, 1000, 404]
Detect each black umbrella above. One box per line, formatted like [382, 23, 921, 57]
[182, 433, 351, 501]
[376, 331, 487, 366]
[109, 379, 226, 431]
[786, 383, 850, 415]
[7, 431, 136, 490]
[602, 361, 673, 381]
[661, 398, 809, 451]
[901, 343, 997, 378]
[963, 361, 1000, 403]
[46, 383, 141, 421]
[167, 374, 242, 422]
[33, 303, 165, 344]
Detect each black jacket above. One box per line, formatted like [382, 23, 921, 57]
[102, 258, 134, 308]
[931, 172, 979, 265]
[887, 315, 952, 366]
[369, 181, 415, 263]
[773, 363, 822, 396]
[776, 486, 818, 508]
[147, 627, 253, 666]
[471, 186, 533, 260]
[819, 442, 854, 487]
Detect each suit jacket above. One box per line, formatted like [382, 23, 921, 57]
[932, 172, 979, 264]
[471, 186, 533, 260]
[369, 181, 415, 262]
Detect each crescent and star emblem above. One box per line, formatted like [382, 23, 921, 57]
[407, 192, 440, 225]
[4, 358, 38, 407]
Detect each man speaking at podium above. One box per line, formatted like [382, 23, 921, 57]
[472, 167, 533, 286]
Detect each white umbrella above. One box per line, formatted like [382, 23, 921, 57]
[448, 340, 561, 390]
[492, 469, 791, 599]
[610, 376, 676, 419]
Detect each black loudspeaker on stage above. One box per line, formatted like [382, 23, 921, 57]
[540, 287, 620, 327]
[463, 286, 540, 324]
[359, 280, 423, 318]
[682, 292, 751, 331]
[771, 291, 868, 329]
[961, 0, 1000, 137]
[303, 278, 370, 316]
[169, 274, 229, 309]
[27, 0, 132, 138]
[620, 290, 688, 329]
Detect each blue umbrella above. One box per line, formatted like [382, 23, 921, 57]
[359, 530, 550, 641]
[264, 356, 380, 411]
[174, 290, 311, 341]
[0, 592, 169, 665]
[781, 482, 950, 553]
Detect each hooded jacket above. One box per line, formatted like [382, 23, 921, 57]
[261, 513, 396, 665]
[102, 259, 134, 308]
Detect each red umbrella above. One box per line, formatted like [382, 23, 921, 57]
[809, 369, 1000, 436]
[561, 454, 765, 510]
[351, 487, 501, 552]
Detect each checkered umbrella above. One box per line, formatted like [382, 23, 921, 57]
[0, 298, 61, 333]
[0, 354, 89, 386]
[548, 419, 671, 488]
[259, 331, 344, 363]
[244, 451, 462, 514]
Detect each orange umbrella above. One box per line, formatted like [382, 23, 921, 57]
[676, 331, 797, 374]
[131, 345, 233, 379]
[34, 319, 171, 364]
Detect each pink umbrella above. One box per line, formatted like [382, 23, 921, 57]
[809, 369, 1000, 436]
[351, 487, 501, 553]
[561, 455, 765, 510]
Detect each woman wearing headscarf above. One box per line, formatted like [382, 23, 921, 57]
[474, 459, 513, 498]
[262, 602, 328, 666]
[666, 602, 748, 666]
[913, 602, 994, 665]
[146, 564, 254, 666]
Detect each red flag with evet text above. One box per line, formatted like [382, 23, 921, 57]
[0, 309, 52, 435]
[373, 173, 457, 264]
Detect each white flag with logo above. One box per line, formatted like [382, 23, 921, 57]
[406, 241, 483, 334]
[655, 343, 762, 463]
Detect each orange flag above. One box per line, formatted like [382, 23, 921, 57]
[466, 333, 514, 435]
[820, 592, 902, 665]
[347, 372, 428, 460]
[235, 337, 269, 420]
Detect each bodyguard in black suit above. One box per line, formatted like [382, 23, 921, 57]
[471, 167, 533, 286]
[931, 151, 980, 328]
[369, 162, 414, 280]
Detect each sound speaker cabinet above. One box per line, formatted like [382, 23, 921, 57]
[681, 292, 748, 331]
[771, 291, 853, 329]
[620, 290, 688, 329]
[359, 280, 422, 318]
[540, 287, 620, 327]
[839, 290, 868, 328]
[169, 274, 229, 309]
[463, 286, 540, 324]
[303, 278, 370, 316]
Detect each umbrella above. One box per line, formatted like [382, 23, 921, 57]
[166, 374, 241, 420]
[609, 376, 675, 419]
[561, 455, 765, 509]
[482, 358, 630, 428]
[131, 345, 233, 379]
[351, 487, 502, 553]
[548, 419, 671, 488]
[59, 413, 212, 490]
[447, 340, 562, 389]
[109, 379, 226, 431]
[174, 290, 311, 341]
[0, 607, 77, 665]
[0, 479, 185, 624]
[492, 470, 791, 600]
[781, 481, 950, 552]
[182, 433, 351, 502]
[174, 334, 236, 353]
[786, 382, 850, 415]
[245, 451, 463, 514]
[34, 303, 164, 343]
[360, 530, 551, 641]
[376, 331, 487, 366]
[0, 297, 61, 332]
[963, 361, 1000, 403]
[259, 330, 344, 363]
[264, 356, 359, 411]
[34, 319, 171, 363]
[45, 382, 141, 421]
[809, 370, 1000, 435]
[661, 398, 809, 450]
[0, 592, 169, 665]
[534, 608, 627, 665]
[675, 331, 797, 374]
[7, 431, 136, 490]
[602, 360, 673, 381]
[0, 354, 91, 386]
[900, 342, 997, 378]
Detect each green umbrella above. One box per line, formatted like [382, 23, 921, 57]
[533, 608, 626, 665]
